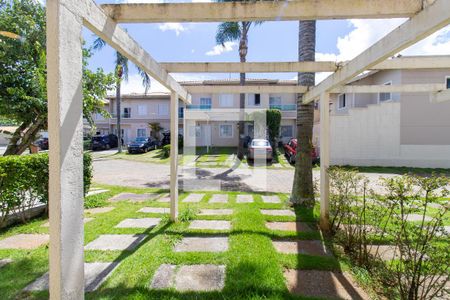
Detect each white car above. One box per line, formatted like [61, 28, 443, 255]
[247, 139, 273, 162]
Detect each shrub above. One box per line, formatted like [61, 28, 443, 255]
[0, 153, 92, 227]
[179, 205, 198, 222]
[162, 144, 171, 158]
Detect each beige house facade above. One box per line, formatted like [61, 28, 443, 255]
[328, 68, 450, 168]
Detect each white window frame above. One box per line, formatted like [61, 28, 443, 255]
[246, 93, 261, 107]
[379, 81, 392, 103]
[158, 103, 169, 116]
[219, 94, 233, 107]
[200, 97, 212, 109]
[137, 128, 147, 137]
[337, 94, 347, 110]
[219, 124, 233, 138]
[445, 76, 450, 89]
[137, 105, 147, 116]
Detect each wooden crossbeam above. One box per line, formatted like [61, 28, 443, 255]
[101, 0, 422, 23]
[302, 0, 450, 103]
[61, 0, 191, 103]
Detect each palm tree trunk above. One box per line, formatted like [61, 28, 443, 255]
[116, 79, 122, 153]
[237, 22, 249, 159]
[291, 20, 316, 206]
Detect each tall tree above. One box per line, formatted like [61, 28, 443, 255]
[0, 0, 114, 156]
[215, 1, 262, 159]
[93, 38, 151, 153]
[291, 21, 316, 206]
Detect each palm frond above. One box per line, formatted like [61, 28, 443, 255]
[137, 66, 151, 94]
[215, 22, 241, 46]
[92, 36, 106, 51]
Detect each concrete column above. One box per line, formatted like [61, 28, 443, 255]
[319, 93, 330, 231]
[170, 92, 179, 221]
[47, 1, 85, 299]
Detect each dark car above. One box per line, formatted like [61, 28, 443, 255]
[127, 137, 160, 154]
[36, 138, 49, 150]
[161, 131, 183, 146]
[283, 138, 319, 165]
[91, 134, 118, 151]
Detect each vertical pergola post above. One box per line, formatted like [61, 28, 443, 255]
[319, 93, 330, 231]
[47, 0, 85, 298]
[170, 92, 179, 221]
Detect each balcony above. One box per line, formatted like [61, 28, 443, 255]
[269, 104, 296, 111]
[186, 104, 212, 111]
[111, 113, 131, 119]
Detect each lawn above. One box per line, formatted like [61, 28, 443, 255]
[0, 186, 354, 300]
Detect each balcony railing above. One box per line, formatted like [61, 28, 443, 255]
[111, 113, 131, 118]
[269, 104, 296, 111]
[186, 104, 212, 111]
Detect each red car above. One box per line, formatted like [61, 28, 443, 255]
[283, 138, 319, 165]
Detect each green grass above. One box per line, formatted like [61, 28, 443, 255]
[1, 186, 348, 300]
[337, 165, 450, 176]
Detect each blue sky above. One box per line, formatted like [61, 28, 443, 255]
[80, 0, 450, 94]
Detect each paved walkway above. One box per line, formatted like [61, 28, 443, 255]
[93, 158, 395, 193]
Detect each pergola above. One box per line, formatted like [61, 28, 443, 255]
[47, 0, 450, 298]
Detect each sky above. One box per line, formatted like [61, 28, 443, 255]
[77, 0, 450, 94]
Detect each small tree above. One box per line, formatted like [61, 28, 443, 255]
[149, 122, 163, 140]
[266, 109, 281, 150]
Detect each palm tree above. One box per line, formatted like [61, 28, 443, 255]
[215, 2, 262, 159]
[291, 21, 316, 207]
[93, 38, 151, 153]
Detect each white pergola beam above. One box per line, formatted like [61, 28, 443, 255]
[47, 1, 85, 298]
[61, 0, 191, 103]
[335, 83, 446, 94]
[162, 56, 450, 73]
[101, 0, 422, 23]
[302, 0, 450, 104]
[319, 93, 330, 231]
[170, 92, 179, 221]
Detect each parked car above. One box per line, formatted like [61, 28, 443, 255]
[161, 131, 183, 146]
[247, 139, 273, 163]
[283, 138, 319, 165]
[91, 134, 118, 151]
[36, 137, 49, 150]
[127, 137, 160, 153]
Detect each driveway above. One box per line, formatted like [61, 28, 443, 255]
[93, 158, 395, 194]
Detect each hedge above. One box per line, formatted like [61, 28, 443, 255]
[0, 153, 92, 227]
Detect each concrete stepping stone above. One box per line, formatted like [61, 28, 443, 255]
[261, 195, 281, 203]
[209, 194, 228, 203]
[236, 194, 254, 203]
[367, 245, 399, 261]
[109, 193, 158, 202]
[0, 258, 12, 268]
[189, 220, 231, 230]
[115, 218, 161, 229]
[0, 234, 49, 250]
[85, 207, 115, 215]
[261, 209, 296, 217]
[406, 214, 432, 222]
[266, 222, 314, 232]
[85, 234, 146, 251]
[41, 218, 93, 228]
[272, 240, 332, 256]
[157, 194, 170, 203]
[174, 237, 229, 252]
[86, 189, 109, 197]
[198, 209, 233, 216]
[150, 264, 226, 292]
[182, 193, 205, 203]
[138, 207, 170, 214]
[284, 269, 370, 299]
[24, 262, 119, 292]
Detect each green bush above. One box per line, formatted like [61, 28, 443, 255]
[0, 153, 92, 226]
[162, 145, 171, 158]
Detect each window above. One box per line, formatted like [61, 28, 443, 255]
[247, 94, 261, 106]
[254, 94, 261, 105]
[189, 125, 201, 137]
[219, 124, 233, 138]
[280, 126, 293, 138]
[137, 128, 146, 137]
[269, 97, 282, 109]
[138, 105, 147, 116]
[158, 103, 169, 116]
[446, 76, 450, 89]
[219, 94, 233, 107]
[178, 107, 184, 118]
[123, 107, 131, 118]
[199, 97, 212, 110]
[338, 94, 346, 109]
[379, 82, 392, 102]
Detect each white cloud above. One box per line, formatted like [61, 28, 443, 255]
[317, 20, 450, 62]
[158, 23, 188, 36]
[205, 41, 237, 56]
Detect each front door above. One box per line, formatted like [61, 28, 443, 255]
[199, 125, 211, 147]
